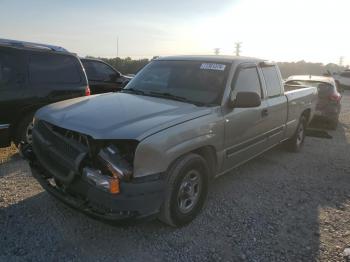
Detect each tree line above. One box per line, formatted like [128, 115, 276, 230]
[87, 56, 349, 78]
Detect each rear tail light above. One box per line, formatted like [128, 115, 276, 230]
[328, 93, 341, 102]
[85, 86, 91, 96]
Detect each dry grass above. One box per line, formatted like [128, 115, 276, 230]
[0, 144, 18, 164]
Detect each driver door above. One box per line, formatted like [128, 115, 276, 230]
[223, 64, 270, 171]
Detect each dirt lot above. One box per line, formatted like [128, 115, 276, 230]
[1, 92, 350, 262]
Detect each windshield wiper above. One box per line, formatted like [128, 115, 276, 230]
[121, 88, 145, 95]
[149, 91, 205, 106]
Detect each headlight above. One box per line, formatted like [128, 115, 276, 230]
[98, 145, 133, 181]
[83, 167, 120, 194]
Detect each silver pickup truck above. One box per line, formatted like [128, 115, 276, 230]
[27, 55, 317, 227]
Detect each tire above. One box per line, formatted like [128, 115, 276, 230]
[158, 153, 209, 227]
[13, 113, 35, 147]
[285, 115, 307, 152]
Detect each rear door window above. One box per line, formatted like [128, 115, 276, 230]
[0, 51, 22, 87]
[29, 53, 81, 84]
[261, 66, 282, 97]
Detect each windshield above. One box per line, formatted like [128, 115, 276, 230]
[124, 60, 231, 106]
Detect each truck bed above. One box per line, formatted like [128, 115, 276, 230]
[284, 86, 318, 138]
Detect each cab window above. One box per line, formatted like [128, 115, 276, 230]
[232, 66, 262, 97]
[261, 66, 282, 98]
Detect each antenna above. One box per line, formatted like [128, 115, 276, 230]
[117, 36, 119, 58]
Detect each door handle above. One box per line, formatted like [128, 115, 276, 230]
[261, 109, 269, 117]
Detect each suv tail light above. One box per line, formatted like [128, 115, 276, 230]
[85, 85, 91, 96]
[328, 93, 341, 102]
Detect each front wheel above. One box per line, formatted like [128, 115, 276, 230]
[158, 153, 209, 227]
[285, 116, 307, 152]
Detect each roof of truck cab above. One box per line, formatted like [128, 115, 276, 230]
[286, 75, 335, 85]
[155, 55, 264, 63]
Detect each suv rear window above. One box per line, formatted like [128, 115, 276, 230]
[29, 53, 81, 84]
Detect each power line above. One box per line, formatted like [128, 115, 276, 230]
[235, 42, 242, 56]
[214, 48, 220, 55]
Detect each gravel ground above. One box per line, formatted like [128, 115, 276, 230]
[1, 92, 350, 262]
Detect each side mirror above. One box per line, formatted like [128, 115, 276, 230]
[229, 91, 261, 108]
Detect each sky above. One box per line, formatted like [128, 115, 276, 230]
[0, 0, 349, 65]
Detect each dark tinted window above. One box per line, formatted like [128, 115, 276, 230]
[125, 60, 230, 105]
[261, 66, 281, 97]
[83, 61, 119, 82]
[233, 67, 262, 96]
[0, 51, 22, 87]
[316, 83, 333, 98]
[29, 54, 81, 84]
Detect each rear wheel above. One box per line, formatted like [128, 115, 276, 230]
[285, 115, 307, 152]
[158, 153, 209, 227]
[13, 113, 35, 147]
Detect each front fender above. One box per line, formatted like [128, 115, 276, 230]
[133, 110, 225, 178]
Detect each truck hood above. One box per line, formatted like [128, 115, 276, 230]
[35, 93, 212, 140]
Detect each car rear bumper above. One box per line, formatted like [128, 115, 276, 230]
[30, 162, 166, 223]
[0, 124, 11, 147]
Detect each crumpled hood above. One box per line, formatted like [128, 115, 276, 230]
[35, 93, 212, 140]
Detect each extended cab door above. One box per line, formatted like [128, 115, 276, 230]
[259, 63, 288, 146]
[223, 63, 270, 170]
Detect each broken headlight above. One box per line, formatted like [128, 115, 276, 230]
[98, 144, 133, 181]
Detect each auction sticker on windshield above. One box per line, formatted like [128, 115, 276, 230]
[200, 63, 226, 71]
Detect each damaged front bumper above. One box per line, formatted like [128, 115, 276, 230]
[30, 162, 165, 222]
[25, 120, 166, 223]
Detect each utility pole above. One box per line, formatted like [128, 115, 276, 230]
[214, 48, 220, 55]
[339, 56, 344, 66]
[235, 42, 242, 56]
[117, 36, 119, 58]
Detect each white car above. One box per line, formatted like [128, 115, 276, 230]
[333, 70, 350, 89]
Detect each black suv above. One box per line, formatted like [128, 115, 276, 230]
[0, 39, 89, 148]
[80, 58, 132, 94]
